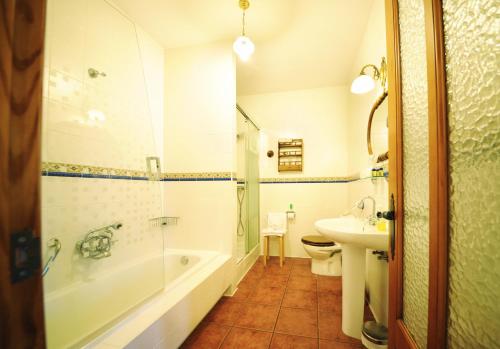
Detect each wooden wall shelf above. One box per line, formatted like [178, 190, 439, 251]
[278, 139, 303, 172]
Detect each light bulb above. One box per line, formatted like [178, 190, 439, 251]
[233, 35, 255, 61]
[87, 109, 106, 122]
[350, 74, 375, 94]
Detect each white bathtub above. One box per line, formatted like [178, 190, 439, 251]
[92, 249, 231, 348]
[45, 249, 231, 349]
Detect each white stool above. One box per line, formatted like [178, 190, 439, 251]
[262, 212, 287, 267]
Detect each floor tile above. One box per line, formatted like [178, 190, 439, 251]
[260, 274, 289, 288]
[180, 322, 230, 349]
[317, 276, 342, 294]
[220, 327, 272, 349]
[336, 328, 361, 345]
[319, 339, 362, 349]
[275, 307, 318, 338]
[290, 257, 312, 266]
[248, 285, 285, 305]
[282, 289, 318, 310]
[291, 264, 315, 277]
[243, 270, 263, 282]
[267, 256, 291, 265]
[318, 291, 342, 313]
[232, 284, 254, 301]
[318, 312, 341, 340]
[250, 263, 266, 275]
[235, 303, 280, 331]
[183, 258, 354, 348]
[288, 275, 317, 291]
[205, 298, 244, 326]
[270, 333, 319, 349]
[317, 312, 361, 346]
[265, 262, 293, 275]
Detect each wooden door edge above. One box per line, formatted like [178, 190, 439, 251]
[0, 1, 47, 347]
[397, 320, 419, 349]
[424, 0, 449, 348]
[385, 0, 405, 347]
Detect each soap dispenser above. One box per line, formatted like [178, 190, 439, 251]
[286, 203, 296, 220]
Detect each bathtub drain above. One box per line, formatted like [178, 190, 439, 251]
[180, 256, 189, 265]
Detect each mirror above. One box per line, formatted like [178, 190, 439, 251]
[367, 91, 389, 162]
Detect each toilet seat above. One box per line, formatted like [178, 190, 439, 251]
[301, 235, 335, 247]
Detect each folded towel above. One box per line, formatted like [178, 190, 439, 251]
[267, 212, 287, 230]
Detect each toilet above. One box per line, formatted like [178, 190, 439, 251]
[301, 235, 342, 276]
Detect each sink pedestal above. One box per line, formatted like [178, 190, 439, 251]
[341, 244, 366, 339]
[314, 216, 388, 340]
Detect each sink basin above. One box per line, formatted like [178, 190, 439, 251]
[315, 215, 388, 251]
[314, 215, 388, 339]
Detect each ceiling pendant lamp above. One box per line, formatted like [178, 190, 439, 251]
[233, 0, 255, 61]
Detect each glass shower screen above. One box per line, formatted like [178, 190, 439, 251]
[41, 0, 164, 347]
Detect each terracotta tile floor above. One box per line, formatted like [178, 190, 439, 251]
[181, 256, 374, 349]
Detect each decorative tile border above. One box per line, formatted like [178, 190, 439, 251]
[41, 162, 235, 181]
[259, 176, 356, 184]
[42, 162, 149, 180]
[41, 162, 387, 183]
[162, 172, 233, 181]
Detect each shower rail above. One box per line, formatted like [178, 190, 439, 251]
[236, 104, 260, 130]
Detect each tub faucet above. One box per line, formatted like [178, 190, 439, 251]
[76, 222, 123, 259]
[357, 196, 377, 225]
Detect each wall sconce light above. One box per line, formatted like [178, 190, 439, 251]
[233, 0, 255, 61]
[351, 57, 387, 94]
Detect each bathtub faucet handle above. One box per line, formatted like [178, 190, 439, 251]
[76, 222, 122, 259]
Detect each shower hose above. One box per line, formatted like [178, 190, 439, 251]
[237, 185, 245, 237]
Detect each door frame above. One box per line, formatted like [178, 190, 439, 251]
[385, 0, 449, 348]
[0, 0, 47, 347]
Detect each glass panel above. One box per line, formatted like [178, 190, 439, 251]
[398, 0, 429, 347]
[42, 0, 164, 347]
[246, 122, 260, 251]
[236, 111, 249, 261]
[235, 110, 260, 260]
[442, 1, 500, 347]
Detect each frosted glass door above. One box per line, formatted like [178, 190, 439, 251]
[388, 0, 431, 348]
[398, 1, 430, 347]
[442, 0, 500, 347]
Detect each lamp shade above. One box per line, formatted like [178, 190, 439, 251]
[233, 35, 255, 61]
[351, 74, 375, 94]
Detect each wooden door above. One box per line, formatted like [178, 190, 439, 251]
[385, 0, 448, 348]
[0, 1, 47, 347]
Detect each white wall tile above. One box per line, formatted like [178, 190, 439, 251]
[260, 183, 350, 257]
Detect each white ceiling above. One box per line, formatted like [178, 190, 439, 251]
[114, 0, 375, 95]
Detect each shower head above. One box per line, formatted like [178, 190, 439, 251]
[109, 222, 123, 230]
[88, 67, 106, 78]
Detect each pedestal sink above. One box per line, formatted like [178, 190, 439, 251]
[315, 215, 388, 339]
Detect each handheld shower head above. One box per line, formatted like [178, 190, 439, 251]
[110, 222, 123, 230]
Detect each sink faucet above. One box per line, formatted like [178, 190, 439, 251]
[357, 196, 377, 225]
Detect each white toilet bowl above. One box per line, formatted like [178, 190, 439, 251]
[301, 235, 341, 276]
